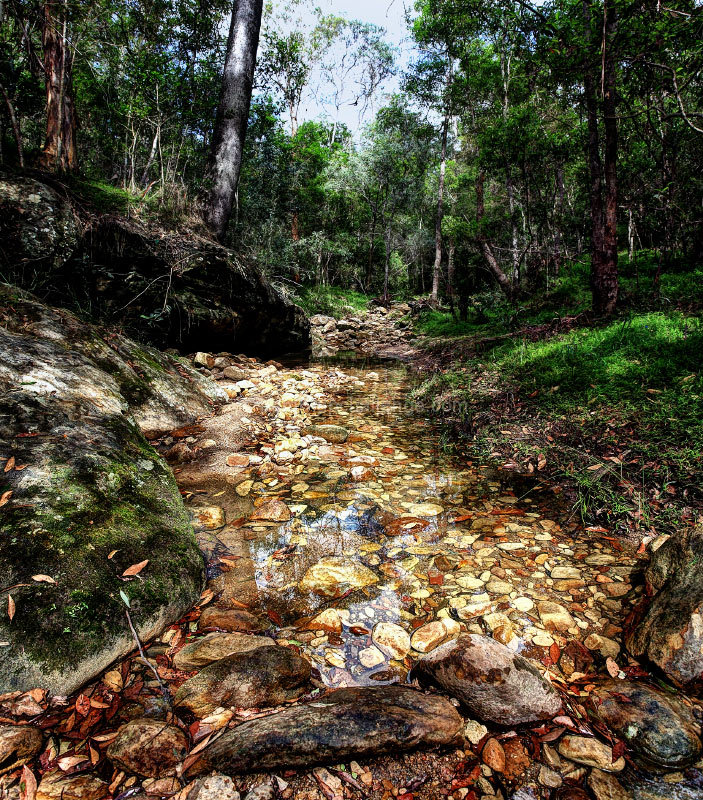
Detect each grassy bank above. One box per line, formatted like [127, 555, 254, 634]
[294, 286, 369, 318]
[411, 260, 703, 536]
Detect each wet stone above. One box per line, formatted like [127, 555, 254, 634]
[413, 634, 562, 724]
[410, 618, 461, 653]
[184, 774, 241, 800]
[174, 645, 311, 716]
[198, 607, 268, 632]
[372, 622, 411, 659]
[299, 556, 379, 596]
[36, 771, 110, 800]
[590, 680, 702, 769]
[183, 686, 463, 776]
[107, 718, 188, 777]
[587, 769, 634, 800]
[172, 632, 274, 670]
[0, 724, 43, 769]
[557, 735, 625, 772]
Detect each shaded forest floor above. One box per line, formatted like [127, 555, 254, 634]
[406, 258, 703, 540]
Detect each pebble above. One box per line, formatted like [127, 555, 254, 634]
[557, 735, 625, 772]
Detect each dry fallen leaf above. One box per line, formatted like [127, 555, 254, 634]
[57, 755, 88, 771]
[4, 456, 15, 473]
[75, 694, 91, 716]
[606, 657, 620, 678]
[32, 574, 56, 584]
[0, 490, 13, 507]
[8, 594, 15, 622]
[122, 559, 149, 577]
[20, 765, 37, 800]
[107, 550, 118, 559]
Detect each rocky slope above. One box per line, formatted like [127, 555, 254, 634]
[0, 173, 309, 355]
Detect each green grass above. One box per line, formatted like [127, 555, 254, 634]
[295, 286, 369, 318]
[414, 304, 703, 533]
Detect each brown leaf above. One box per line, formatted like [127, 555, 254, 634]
[122, 559, 149, 577]
[612, 739, 626, 762]
[4, 456, 15, 473]
[7, 594, 15, 622]
[32, 574, 56, 584]
[75, 694, 91, 717]
[605, 657, 621, 678]
[549, 643, 561, 664]
[0, 490, 13, 507]
[58, 755, 88, 771]
[107, 550, 118, 560]
[20, 765, 37, 800]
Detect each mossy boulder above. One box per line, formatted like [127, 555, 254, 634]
[0, 287, 224, 694]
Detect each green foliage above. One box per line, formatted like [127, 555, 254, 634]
[294, 286, 369, 318]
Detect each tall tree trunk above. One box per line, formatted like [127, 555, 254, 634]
[475, 171, 513, 298]
[583, 0, 618, 314]
[383, 225, 391, 302]
[39, 1, 77, 172]
[204, 0, 263, 242]
[431, 112, 449, 304]
[0, 82, 23, 166]
[447, 237, 456, 319]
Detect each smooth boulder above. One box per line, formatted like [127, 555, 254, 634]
[174, 646, 311, 716]
[184, 686, 463, 776]
[590, 680, 701, 769]
[173, 632, 274, 670]
[412, 634, 562, 724]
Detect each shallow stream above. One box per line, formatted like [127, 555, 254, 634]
[189, 360, 638, 688]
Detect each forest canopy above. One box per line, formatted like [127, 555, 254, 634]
[1, 0, 702, 314]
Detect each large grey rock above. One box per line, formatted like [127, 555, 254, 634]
[0, 176, 309, 355]
[412, 634, 562, 724]
[590, 680, 701, 769]
[174, 646, 311, 716]
[0, 286, 216, 694]
[172, 632, 274, 670]
[626, 525, 703, 686]
[184, 686, 463, 776]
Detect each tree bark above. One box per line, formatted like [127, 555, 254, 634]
[0, 82, 23, 167]
[583, 0, 618, 314]
[475, 171, 513, 298]
[431, 111, 449, 304]
[39, 1, 77, 172]
[204, 0, 263, 242]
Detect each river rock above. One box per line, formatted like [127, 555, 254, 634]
[299, 557, 379, 596]
[587, 770, 634, 800]
[183, 686, 463, 776]
[198, 607, 268, 632]
[626, 524, 703, 685]
[0, 724, 43, 768]
[557, 735, 625, 772]
[36, 771, 110, 800]
[410, 618, 461, 653]
[413, 634, 562, 724]
[250, 499, 291, 522]
[185, 774, 240, 800]
[372, 622, 411, 659]
[174, 646, 311, 716]
[305, 424, 349, 443]
[537, 601, 575, 632]
[173, 632, 274, 670]
[0, 287, 211, 695]
[590, 680, 701, 769]
[307, 608, 343, 633]
[107, 719, 188, 777]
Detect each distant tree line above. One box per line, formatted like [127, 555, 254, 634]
[1, 0, 701, 313]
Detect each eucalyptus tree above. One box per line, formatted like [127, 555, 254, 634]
[204, 0, 264, 241]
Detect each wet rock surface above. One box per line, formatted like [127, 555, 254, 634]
[174, 645, 311, 715]
[413, 634, 562, 724]
[106, 719, 188, 777]
[590, 680, 702, 769]
[184, 686, 463, 775]
[172, 632, 275, 670]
